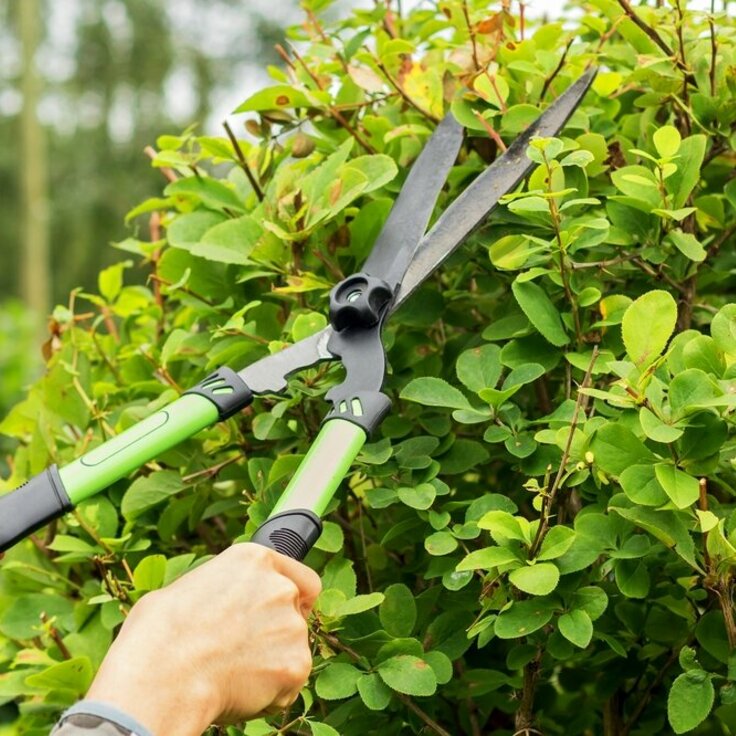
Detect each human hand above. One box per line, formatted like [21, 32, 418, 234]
[86, 543, 322, 736]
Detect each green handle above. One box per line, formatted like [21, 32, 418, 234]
[60, 394, 219, 504]
[273, 419, 367, 517]
[250, 419, 367, 560]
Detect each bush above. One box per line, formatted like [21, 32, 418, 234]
[2, 1, 736, 734]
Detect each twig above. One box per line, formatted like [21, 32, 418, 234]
[397, 694, 453, 736]
[222, 120, 264, 201]
[514, 649, 543, 733]
[540, 39, 573, 101]
[472, 111, 507, 151]
[519, 2, 526, 41]
[709, 8, 717, 96]
[371, 54, 439, 124]
[615, 0, 695, 83]
[462, 1, 480, 70]
[529, 347, 598, 558]
[143, 145, 177, 183]
[287, 43, 378, 153]
[40, 612, 72, 660]
[621, 648, 680, 736]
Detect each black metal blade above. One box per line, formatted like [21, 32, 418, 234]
[363, 113, 464, 287]
[392, 68, 596, 311]
[238, 328, 334, 395]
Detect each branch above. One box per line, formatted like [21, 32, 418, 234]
[540, 39, 573, 101]
[143, 145, 177, 183]
[397, 694, 453, 736]
[222, 120, 264, 202]
[616, 0, 695, 84]
[285, 43, 378, 154]
[529, 347, 598, 558]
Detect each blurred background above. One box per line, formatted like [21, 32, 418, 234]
[0, 0, 304, 422]
[0, 0, 722, 424]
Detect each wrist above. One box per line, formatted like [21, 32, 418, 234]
[87, 595, 220, 736]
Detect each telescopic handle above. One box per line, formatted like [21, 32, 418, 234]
[0, 467, 73, 552]
[249, 418, 367, 560]
[0, 368, 253, 553]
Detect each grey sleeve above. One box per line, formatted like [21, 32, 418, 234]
[50, 701, 154, 736]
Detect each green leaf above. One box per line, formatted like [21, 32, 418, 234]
[423, 651, 453, 684]
[378, 655, 437, 696]
[122, 471, 186, 520]
[133, 555, 167, 591]
[400, 377, 472, 411]
[571, 586, 609, 621]
[654, 464, 700, 509]
[511, 279, 569, 347]
[667, 135, 706, 208]
[397, 483, 436, 510]
[457, 546, 520, 571]
[609, 505, 699, 570]
[639, 407, 683, 443]
[666, 230, 706, 262]
[614, 559, 650, 598]
[478, 511, 529, 544]
[621, 290, 678, 369]
[509, 563, 560, 595]
[590, 424, 656, 475]
[380, 584, 417, 637]
[292, 312, 328, 342]
[711, 304, 736, 354]
[315, 663, 361, 700]
[558, 609, 593, 648]
[494, 599, 556, 639]
[98, 262, 129, 302]
[667, 671, 714, 734]
[424, 531, 458, 556]
[456, 344, 502, 392]
[357, 673, 392, 710]
[189, 215, 263, 265]
[234, 84, 313, 112]
[310, 722, 340, 736]
[619, 463, 668, 506]
[336, 593, 385, 617]
[165, 177, 245, 213]
[653, 126, 681, 158]
[669, 369, 720, 418]
[537, 526, 576, 561]
[314, 521, 344, 553]
[24, 657, 93, 695]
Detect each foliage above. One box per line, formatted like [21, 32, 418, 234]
[2, 1, 736, 734]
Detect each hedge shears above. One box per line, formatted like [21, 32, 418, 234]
[0, 70, 595, 560]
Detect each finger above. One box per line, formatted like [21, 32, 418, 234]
[270, 554, 322, 616]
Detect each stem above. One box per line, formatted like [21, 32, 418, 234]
[529, 347, 598, 558]
[222, 121, 264, 201]
[371, 55, 439, 123]
[143, 146, 177, 182]
[540, 39, 573, 101]
[616, 0, 694, 83]
[472, 111, 507, 151]
[287, 43, 378, 153]
[397, 694, 453, 736]
[462, 1, 480, 70]
[514, 649, 542, 733]
[621, 648, 680, 736]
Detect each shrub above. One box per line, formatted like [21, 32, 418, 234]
[2, 1, 736, 734]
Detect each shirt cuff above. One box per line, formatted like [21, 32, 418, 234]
[56, 700, 155, 736]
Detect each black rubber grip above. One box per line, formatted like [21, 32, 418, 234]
[250, 509, 323, 561]
[0, 466, 73, 553]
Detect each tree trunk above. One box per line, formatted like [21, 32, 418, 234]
[20, 0, 50, 341]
